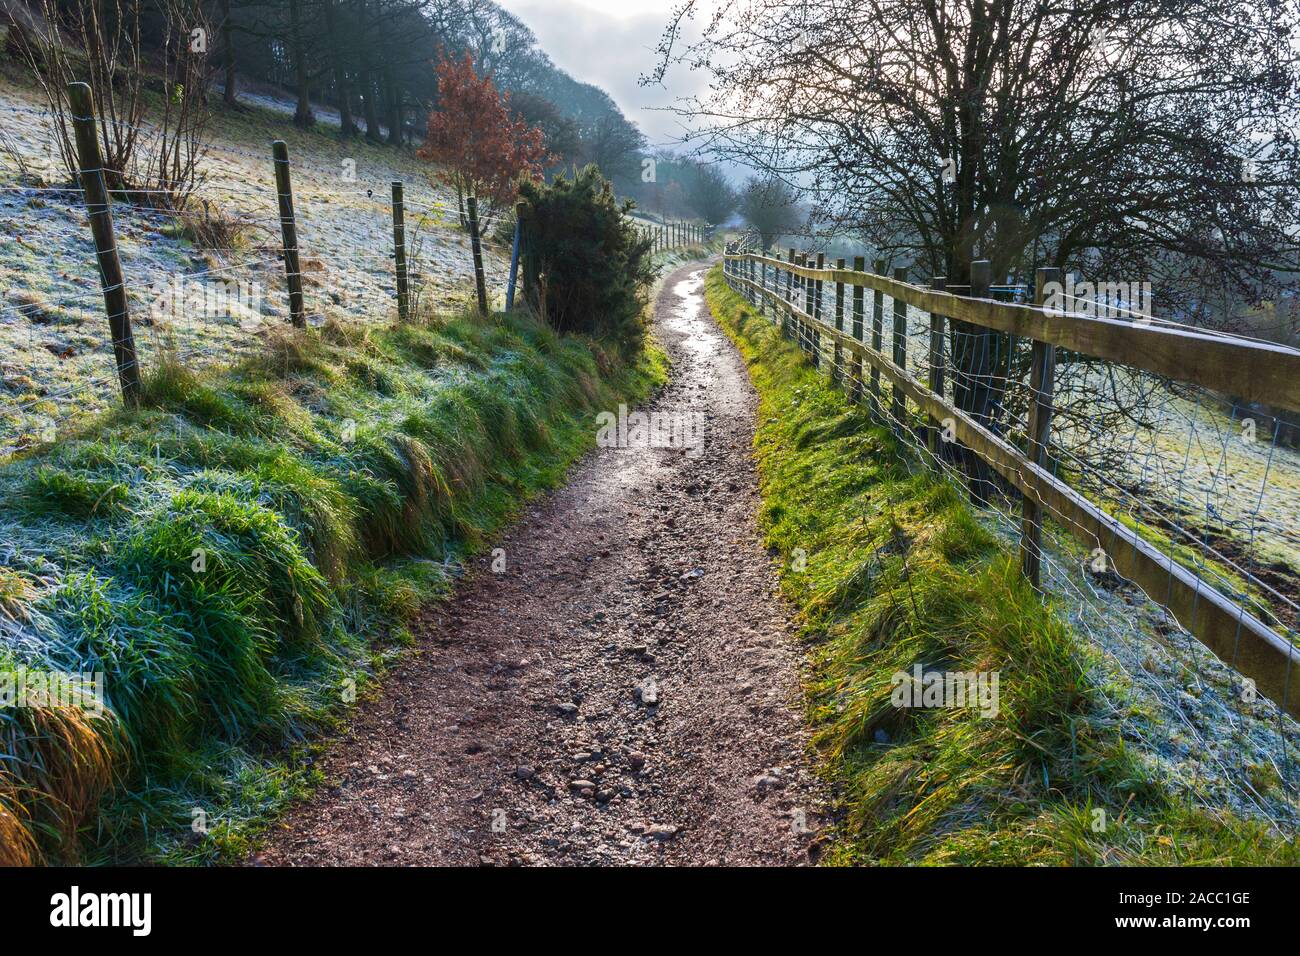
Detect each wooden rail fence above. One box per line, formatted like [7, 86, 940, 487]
[723, 247, 1300, 720]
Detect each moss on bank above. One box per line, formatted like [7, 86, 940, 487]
[0, 307, 664, 865]
[703, 264, 1296, 865]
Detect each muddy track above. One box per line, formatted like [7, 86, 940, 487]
[254, 262, 827, 866]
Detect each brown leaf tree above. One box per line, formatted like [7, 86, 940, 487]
[418, 52, 551, 228]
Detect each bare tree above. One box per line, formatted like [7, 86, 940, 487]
[650, 0, 1300, 479]
[739, 175, 801, 250]
[683, 159, 739, 225]
[19, 0, 211, 205]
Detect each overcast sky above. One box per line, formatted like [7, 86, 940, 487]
[496, 0, 711, 148]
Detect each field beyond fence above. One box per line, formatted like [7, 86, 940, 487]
[0, 82, 706, 460]
[723, 246, 1300, 827]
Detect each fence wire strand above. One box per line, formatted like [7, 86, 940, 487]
[724, 252, 1300, 835]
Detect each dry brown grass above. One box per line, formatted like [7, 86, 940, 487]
[0, 704, 119, 865]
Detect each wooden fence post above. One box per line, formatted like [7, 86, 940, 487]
[812, 252, 824, 369]
[891, 266, 909, 432]
[271, 140, 306, 328]
[1021, 266, 1060, 588]
[795, 254, 806, 356]
[963, 259, 997, 501]
[506, 201, 524, 311]
[871, 258, 886, 420]
[851, 256, 866, 404]
[793, 253, 804, 348]
[832, 257, 845, 385]
[928, 276, 947, 460]
[467, 195, 489, 316]
[784, 248, 795, 339]
[68, 81, 141, 406]
[391, 181, 409, 322]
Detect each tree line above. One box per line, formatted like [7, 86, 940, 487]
[2, 0, 742, 224]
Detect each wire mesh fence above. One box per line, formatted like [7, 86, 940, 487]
[0, 98, 514, 459]
[724, 248, 1300, 834]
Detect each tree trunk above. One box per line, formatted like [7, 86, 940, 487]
[324, 0, 356, 137]
[359, 69, 381, 140]
[221, 0, 237, 107]
[356, 0, 382, 141]
[385, 69, 402, 145]
[337, 76, 356, 139]
[289, 0, 314, 128]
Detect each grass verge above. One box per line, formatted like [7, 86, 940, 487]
[703, 264, 1296, 865]
[0, 305, 664, 864]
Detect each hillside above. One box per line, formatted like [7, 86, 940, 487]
[0, 63, 512, 453]
[0, 58, 691, 863]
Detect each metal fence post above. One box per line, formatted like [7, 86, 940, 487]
[506, 201, 524, 311]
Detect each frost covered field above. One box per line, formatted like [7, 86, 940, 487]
[0, 75, 512, 454]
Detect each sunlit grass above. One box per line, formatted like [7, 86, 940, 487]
[0, 301, 665, 864]
[704, 264, 1297, 865]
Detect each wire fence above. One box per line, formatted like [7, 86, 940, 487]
[723, 246, 1300, 834]
[630, 217, 708, 252]
[0, 97, 519, 458]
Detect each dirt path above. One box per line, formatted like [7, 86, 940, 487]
[254, 262, 826, 866]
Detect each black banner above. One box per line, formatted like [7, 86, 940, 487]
[0, 865, 1280, 941]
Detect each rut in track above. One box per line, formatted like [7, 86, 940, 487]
[255, 262, 828, 866]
